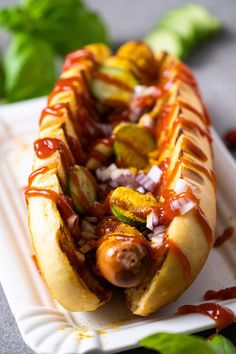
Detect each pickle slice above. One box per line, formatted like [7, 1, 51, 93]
[68, 165, 97, 214]
[116, 40, 157, 83]
[96, 216, 143, 237]
[110, 186, 158, 226]
[91, 64, 138, 105]
[113, 123, 156, 169]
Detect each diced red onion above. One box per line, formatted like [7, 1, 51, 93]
[174, 178, 196, 194]
[171, 197, 195, 215]
[143, 179, 156, 192]
[109, 180, 119, 188]
[153, 225, 166, 235]
[134, 85, 157, 97]
[136, 186, 145, 194]
[139, 114, 155, 130]
[66, 214, 80, 238]
[135, 174, 156, 192]
[135, 173, 147, 183]
[147, 165, 162, 184]
[96, 163, 117, 182]
[110, 168, 132, 179]
[147, 226, 165, 245]
[67, 214, 78, 229]
[146, 209, 159, 231]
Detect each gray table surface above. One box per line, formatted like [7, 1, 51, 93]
[0, 0, 236, 353]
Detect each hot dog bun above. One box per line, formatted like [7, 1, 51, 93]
[126, 54, 216, 315]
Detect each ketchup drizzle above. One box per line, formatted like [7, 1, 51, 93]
[168, 240, 191, 284]
[25, 187, 80, 239]
[94, 72, 134, 92]
[63, 49, 97, 71]
[214, 227, 234, 247]
[204, 286, 236, 301]
[178, 303, 235, 331]
[39, 103, 67, 126]
[34, 138, 75, 174]
[28, 166, 49, 186]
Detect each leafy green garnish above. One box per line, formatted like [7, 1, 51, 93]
[20, 0, 109, 56]
[140, 333, 236, 354]
[0, 0, 109, 101]
[209, 335, 236, 354]
[3, 32, 56, 102]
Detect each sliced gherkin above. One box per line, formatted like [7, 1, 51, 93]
[110, 186, 158, 226]
[113, 123, 156, 169]
[68, 165, 97, 214]
[91, 62, 138, 105]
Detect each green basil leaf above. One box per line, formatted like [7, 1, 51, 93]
[0, 60, 4, 98]
[0, 6, 33, 33]
[210, 335, 236, 354]
[21, 0, 109, 55]
[3, 32, 56, 102]
[52, 9, 109, 56]
[140, 333, 218, 354]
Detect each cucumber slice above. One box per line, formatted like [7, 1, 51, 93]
[91, 65, 138, 105]
[113, 123, 156, 169]
[110, 186, 158, 226]
[182, 4, 220, 41]
[145, 29, 185, 58]
[68, 165, 97, 214]
[159, 15, 196, 51]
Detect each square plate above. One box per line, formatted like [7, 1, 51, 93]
[0, 98, 236, 354]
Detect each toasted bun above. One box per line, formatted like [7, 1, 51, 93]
[126, 54, 216, 315]
[26, 44, 112, 311]
[28, 171, 107, 311]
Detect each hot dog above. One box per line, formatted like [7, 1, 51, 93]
[25, 41, 216, 315]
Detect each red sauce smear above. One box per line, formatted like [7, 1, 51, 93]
[66, 136, 88, 165]
[39, 103, 67, 126]
[224, 129, 236, 148]
[34, 138, 75, 174]
[63, 49, 97, 71]
[179, 100, 208, 125]
[162, 62, 210, 125]
[177, 63, 198, 87]
[168, 240, 191, 284]
[178, 116, 212, 142]
[204, 286, 236, 301]
[178, 303, 235, 331]
[156, 113, 211, 159]
[25, 187, 80, 239]
[214, 227, 234, 247]
[94, 72, 134, 92]
[157, 188, 213, 247]
[49, 76, 104, 143]
[28, 166, 49, 186]
[183, 137, 208, 162]
[48, 76, 81, 105]
[181, 157, 216, 191]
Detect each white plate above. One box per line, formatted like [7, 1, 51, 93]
[0, 97, 236, 354]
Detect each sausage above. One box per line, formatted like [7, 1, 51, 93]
[96, 235, 152, 288]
